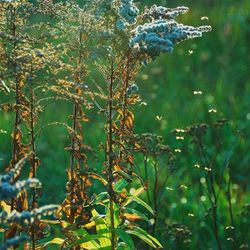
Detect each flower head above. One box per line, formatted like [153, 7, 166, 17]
[130, 5, 211, 60]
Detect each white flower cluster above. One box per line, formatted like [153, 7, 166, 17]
[0, 235, 28, 250]
[129, 5, 211, 60]
[0, 205, 59, 226]
[144, 5, 189, 20]
[116, 0, 139, 31]
[0, 158, 41, 200]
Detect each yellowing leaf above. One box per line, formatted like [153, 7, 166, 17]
[123, 213, 141, 221]
[43, 238, 64, 247]
[80, 240, 100, 249]
[88, 173, 108, 186]
[82, 221, 96, 229]
[124, 112, 134, 130]
[0, 201, 11, 214]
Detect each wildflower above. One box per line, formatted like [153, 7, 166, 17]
[0, 156, 41, 200]
[0, 178, 41, 200]
[0, 205, 59, 226]
[126, 83, 139, 96]
[130, 5, 211, 60]
[144, 5, 189, 21]
[116, 0, 139, 31]
[0, 235, 28, 250]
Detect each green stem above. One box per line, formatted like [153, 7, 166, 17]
[29, 73, 37, 250]
[107, 57, 115, 250]
[152, 159, 158, 236]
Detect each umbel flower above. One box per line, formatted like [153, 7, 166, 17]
[129, 4, 212, 60]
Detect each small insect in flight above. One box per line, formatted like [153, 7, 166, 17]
[201, 16, 209, 21]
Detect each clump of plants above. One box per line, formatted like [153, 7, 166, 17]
[0, 0, 226, 249]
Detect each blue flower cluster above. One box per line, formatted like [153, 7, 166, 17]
[129, 5, 211, 60]
[116, 0, 139, 31]
[0, 205, 59, 226]
[0, 157, 41, 200]
[144, 5, 189, 20]
[0, 158, 59, 248]
[126, 83, 139, 97]
[0, 235, 28, 250]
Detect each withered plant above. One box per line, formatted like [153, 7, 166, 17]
[0, 154, 59, 249]
[0, 0, 65, 248]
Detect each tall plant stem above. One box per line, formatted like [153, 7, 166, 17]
[10, 5, 21, 213]
[144, 155, 151, 233]
[11, 6, 19, 167]
[227, 174, 236, 248]
[227, 175, 234, 228]
[69, 103, 77, 224]
[69, 25, 83, 226]
[29, 74, 37, 250]
[198, 139, 222, 250]
[107, 57, 115, 250]
[211, 202, 222, 250]
[152, 159, 158, 236]
[208, 166, 222, 250]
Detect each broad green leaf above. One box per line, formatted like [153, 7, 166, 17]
[66, 235, 106, 249]
[116, 229, 135, 250]
[106, 202, 120, 229]
[115, 170, 132, 181]
[123, 187, 145, 206]
[92, 209, 111, 247]
[129, 195, 155, 215]
[69, 228, 101, 249]
[114, 179, 129, 192]
[93, 192, 108, 205]
[127, 227, 163, 249]
[126, 230, 156, 248]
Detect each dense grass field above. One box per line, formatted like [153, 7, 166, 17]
[0, 0, 249, 249]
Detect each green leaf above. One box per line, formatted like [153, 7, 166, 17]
[65, 234, 104, 249]
[92, 209, 111, 247]
[116, 229, 135, 250]
[114, 179, 129, 192]
[93, 192, 108, 205]
[129, 195, 155, 215]
[106, 202, 120, 229]
[116, 170, 132, 181]
[123, 187, 145, 207]
[126, 227, 163, 249]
